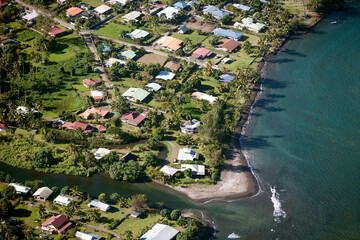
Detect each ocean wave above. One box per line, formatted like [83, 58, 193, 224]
[270, 186, 287, 223]
[228, 233, 241, 239]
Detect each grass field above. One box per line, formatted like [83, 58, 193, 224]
[94, 22, 133, 40]
[49, 34, 90, 63]
[7, 21, 25, 31]
[171, 30, 210, 47]
[137, 53, 167, 65]
[82, 0, 103, 7]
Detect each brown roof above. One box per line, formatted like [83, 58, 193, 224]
[217, 38, 240, 52]
[66, 7, 82, 17]
[42, 215, 72, 233]
[80, 107, 109, 119]
[0, 1, 8, 8]
[96, 125, 107, 132]
[192, 48, 212, 59]
[160, 37, 183, 51]
[164, 61, 181, 71]
[49, 26, 65, 36]
[83, 78, 100, 87]
[121, 112, 146, 126]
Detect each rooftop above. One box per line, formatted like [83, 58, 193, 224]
[140, 223, 179, 240]
[217, 38, 240, 52]
[155, 71, 176, 80]
[212, 28, 243, 40]
[66, 7, 82, 17]
[122, 88, 150, 102]
[157, 7, 179, 19]
[94, 5, 111, 14]
[127, 29, 149, 39]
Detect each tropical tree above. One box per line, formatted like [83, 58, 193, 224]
[130, 194, 148, 212]
[86, 209, 101, 222]
[124, 230, 133, 240]
[37, 204, 46, 218]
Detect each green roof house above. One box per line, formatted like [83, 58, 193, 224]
[122, 88, 150, 102]
[120, 50, 137, 60]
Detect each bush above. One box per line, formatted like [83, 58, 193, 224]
[170, 209, 181, 220]
[160, 209, 170, 218]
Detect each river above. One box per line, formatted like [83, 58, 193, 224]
[2, 2, 360, 239]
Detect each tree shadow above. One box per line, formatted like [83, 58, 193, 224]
[282, 49, 306, 57]
[14, 208, 32, 218]
[241, 135, 282, 150]
[255, 98, 285, 112]
[267, 58, 294, 64]
[262, 78, 287, 89]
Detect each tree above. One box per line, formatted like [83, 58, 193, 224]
[221, 15, 233, 25]
[184, 168, 192, 178]
[98, 193, 107, 202]
[1, 185, 16, 200]
[110, 192, 121, 203]
[124, 230, 133, 240]
[86, 209, 101, 222]
[122, 160, 142, 182]
[64, 205, 74, 219]
[130, 194, 148, 212]
[242, 40, 252, 55]
[31, 148, 54, 168]
[160, 209, 170, 218]
[37, 204, 46, 218]
[0, 198, 12, 219]
[199, 107, 224, 141]
[143, 152, 157, 167]
[109, 162, 124, 180]
[170, 209, 181, 220]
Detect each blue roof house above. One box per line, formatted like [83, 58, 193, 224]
[220, 74, 235, 82]
[102, 43, 110, 53]
[179, 25, 188, 33]
[203, 6, 230, 20]
[174, 1, 187, 9]
[212, 28, 243, 40]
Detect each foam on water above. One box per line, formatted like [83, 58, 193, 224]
[228, 233, 241, 239]
[270, 187, 287, 223]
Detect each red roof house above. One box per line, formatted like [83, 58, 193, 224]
[41, 214, 72, 233]
[96, 125, 107, 133]
[61, 122, 73, 130]
[49, 26, 65, 37]
[73, 122, 94, 132]
[192, 48, 213, 59]
[66, 7, 82, 17]
[0, 123, 7, 132]
[120, 112, 147, 126]
[0, 1, 8, 8]
[83, 78, 100, 88]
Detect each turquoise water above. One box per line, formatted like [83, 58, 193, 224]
[2, 3, 360, 239]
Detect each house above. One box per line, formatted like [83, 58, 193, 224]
[181, 164, 205, 176]
[120, 49, 136, 60]
[0, 123, 7, 133]
[164, 61, 181, 72]
[80, 2, 92, 10]
[178, 25, 188, 34]
[73, 121, 94, 132]
[9, 183, 31, 195]
[83, 78, 100, 88]
[91, 90, 104, 101]
[1, 39, 17, 46]
[119, 152, 137, 162]
[49, 26, 65, 37]
[122, 11, 142, 22]
[94, 5, 111, 15]
[0, 1, 8, 8]
[122, 88, 150, 102]
[54, 195, 73, 206]
[16, 106, 38, 114]
[66, 7, 82, 17]
[33, 187, 53, 201]
[121, 112, 147, 126]
[146, 82, 162, 92]
[94, 148, 111, 159]
[212, 28, 242, 41]
[192, 48, 212, 59]
[230, 3, 253, 11]
[140, 223, 179, 240]
[79, 107, 110, 119]
[102, 43, 110, 53]
[76, 231, 103, 240]
[108, 0, 127, 7]
[96, 125, 107, 133]
[160, 165, 179, 177]
[87, 199, 110, 212]
[128, 29, 149, 39]
[61, 122, 74, 130]
[191, 91, 217, 104]
[105, 57, 126, 68]
[180, 119, 200, 134]
[57, 0, 66, 4]
[221, 57, 230, 64]
[173, 1, 187, 9]
[220, 74, 235, 82]
[234, 17, 265, 33]
[202, 6, 229, 20]
[41, 214, 72, 233]
[155, 71, 175, 81]
[130, 210, 142, 218]
[177, 148, 199, 161]
[157, 7, 179, 19]
[216, 38, 240, 52]
[22, 11, 39, 22]
[159, 37, 183, 51]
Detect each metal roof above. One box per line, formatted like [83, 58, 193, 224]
[212, 28, 243, 40]
[122, 88, 150, 102]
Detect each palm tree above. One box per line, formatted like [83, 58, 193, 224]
[203, 62, 213, 76]
[64, 206, 74, 219]
[37, 204, 46, 218]
[124, 230, 133, 240]
[86, 209, 101, 222]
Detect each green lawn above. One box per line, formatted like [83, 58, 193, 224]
[171, 31, 209, 49]
[82, 0, 103, 7]
[49, 34, 90, 63]
[16, 30, 39, 43]
[219, 58, 253, 71]
[7, 21, 25, 31]
[94, 22, 133, 40]
[182, 101, 202, 119]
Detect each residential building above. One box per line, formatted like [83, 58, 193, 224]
[221, 57, 231, 64]
[0, 123, 7, 133]
[16, 106, 38, 114]
[220, 74, 235, 82]
[180, 119, 200, 134]
[122, 11, 142, 22]
[229, 3, 253, 11]
[177, 148, 199, 161]
[173, 1, 187, 9]
[178, 25, 188, 34]
[83, 78, 100, 88]
[164, 61, 181, 72]
[202, 6, 229, 20]
[212, 28, 243, 41]
[94, 148, 111, 159]
[122, 88, 150, 102]
[76, 231, 103, 240]
[120, 49, 137, 60]
[181, 164, 205, 176]
[49, 26, 65, 37]
[80, 2, 92, 10]
[159, 37, 183, 51]
[108, 0, 127, 7]
[22, 11, 39, 22]
[119, 152, 138, 162]
[155, 71, 176, 80]
[94, 5, 111, 15]
[73, 121, 94, 132]
[0, 1, 9, 8]
[140, 223, 179, 240]
[127, 29, 149, 39]
[9, 183, 31, 195]
[130, 210, 142, 218]
[33, 187, 53, 201]
[216, 38, 240, 52]
[157, 7, 179, 19]
[105, 57, 126, 68]
[192, 48, 212, 59]
[102, 43, 110, 53]
[79, 107, 110, 119]
[96, 125, 107, 133]
[191, 91, 217, 104]
[146, 82, 162, 92]
[91, 90, 104, 101]
[121, 112, 147, 126]
[66, 7, 83, 17]
[234, 17, 265, 33]
[41, 214, 72, 233]
[87, 199, 110, 212]
[160, 165, 179, 176]
[54, 195, 73, 206]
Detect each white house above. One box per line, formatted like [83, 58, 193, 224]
[177, 148, 199, 161]
[16, 106, 38, 114]
[127, 29, 149, 39]
[94, 148, 111, 159]
[87, 199, 110, 212]
[22, 11, 39, 22]
[9, 183, 31, 195]
[234, 17, 265, 33]
[155, 71, 175, 80]
[122, 11, 142, 22]
[146, 82, 162, 92]
[140, 223, 179, 240]
[54, 195, 73, 206]
[181, 164, 205, 176]
[180, 119, 200, 134]
[105, 58, 126, 68]
[76, 231, 103, 240]
[191, 91, 217, 104]
[108, 0, 128, 7]
[33, 187, 53, 201]
[160, 165, 179, 176]
[91, 90, 104, 101]
[157, 7, 179, 19]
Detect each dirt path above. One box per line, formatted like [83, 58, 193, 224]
[166, 141, 179, 161]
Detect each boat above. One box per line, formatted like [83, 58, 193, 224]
[331, 21, 337, 24]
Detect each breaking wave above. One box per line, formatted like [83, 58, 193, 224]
[270, 187, 287, 223]
[228, 233, 241, 239]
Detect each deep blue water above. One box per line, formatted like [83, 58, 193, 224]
[2, 2, 360, 240]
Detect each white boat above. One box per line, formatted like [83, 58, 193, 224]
[331, 21, 337, 24]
